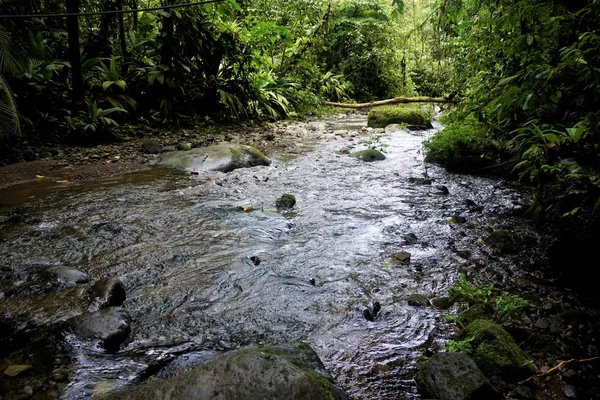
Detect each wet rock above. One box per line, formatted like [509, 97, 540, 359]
[391, 251, 411, 264]
[363, 302, 381, 321]
[403, 233, 418, 244]
[437, 185, 450, 195]
[416, 352, 499, 400]
[309, 278, 316, 286]
[68, 307, 131, 353]
[338, 146, 351, 154]
[351, 149, 386, 162]
[250, 256, 261, 266]
[372, 301, 381, 316]
[458, 319, 537, 382]
[485, 229, 518, 253]
[431, 296, 453, 309]
[162, 145, 176, 152]
[276, 193, 296, 209]
[407, 294, 430, 307]
[450, 215, 467, 224]
[86, 277, 126, 311]
[158, 142, 270, 173]
[141, 139, 162, 154]
[3, 364, 33, 377]
[408, 177, 432, 185]
[104, 342, 348, 400]
[43, 266, 89, 285]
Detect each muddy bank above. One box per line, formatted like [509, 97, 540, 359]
[0, 117, 327, 189]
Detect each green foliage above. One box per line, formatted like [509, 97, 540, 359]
[448, 274, 530, 323]
[432, 0, 600, 227]
[359, 134, 389, 154]
[65, 100, 126, 139]
[446, 335, 474, 354]
[320, 0, 405, 101]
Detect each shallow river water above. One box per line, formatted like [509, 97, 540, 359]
[0, 114, 544, 399]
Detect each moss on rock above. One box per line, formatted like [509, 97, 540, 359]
[351, 149, 386, 161]
[367, 106, 430, 128]
[459, 319, 536, 382]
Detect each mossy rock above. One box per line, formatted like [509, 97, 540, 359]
[456, 303, 495, 327]
[416, 352, 500, 400]
[407, 294, 430, 307]
[351, 148, 386, 162]
[458, 319, 536, 382]
[367, 106, 430, 128]
[276, 194, 296, 209]
[104, 342, 348, 400]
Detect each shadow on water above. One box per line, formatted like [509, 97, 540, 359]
[0, 114, 544, 399]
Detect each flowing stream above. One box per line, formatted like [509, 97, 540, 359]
[0, 114, 544, 399]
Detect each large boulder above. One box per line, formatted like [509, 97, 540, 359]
[416, 352, 499, 400]
[158, 143, 270, 173]
[104, 342, 348, 400]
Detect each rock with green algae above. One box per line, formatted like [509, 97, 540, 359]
[103, 342, 348, 400]
[158, 142, 270, 173]
[458, 319, 537, 382]
[351, 148, 386, 162]
[407, 293, 430, 307]
[415, 352, 500, 400]
[276, 193, 296, 209]
[367, 106, 432, 129]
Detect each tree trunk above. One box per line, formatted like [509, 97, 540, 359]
[324, 96, 461, 109]
[66, 0, 84, 106]
[99, 0, 116, 58]
[160, 1, 174, 67]
[131, 0, 139, 30]
[117, 0, 129, 75]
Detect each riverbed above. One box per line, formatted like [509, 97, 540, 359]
[0, 114, 558, 399]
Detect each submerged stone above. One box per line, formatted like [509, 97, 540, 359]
[391, 251, 411, 264]
[158, 142, 270, 173]
[104, 342, 348, 400]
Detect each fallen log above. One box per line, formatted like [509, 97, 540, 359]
[324, 96, 461, 109]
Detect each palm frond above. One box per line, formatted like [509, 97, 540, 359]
[0, 73, 20, 138]
[0, 26, 25, 75]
